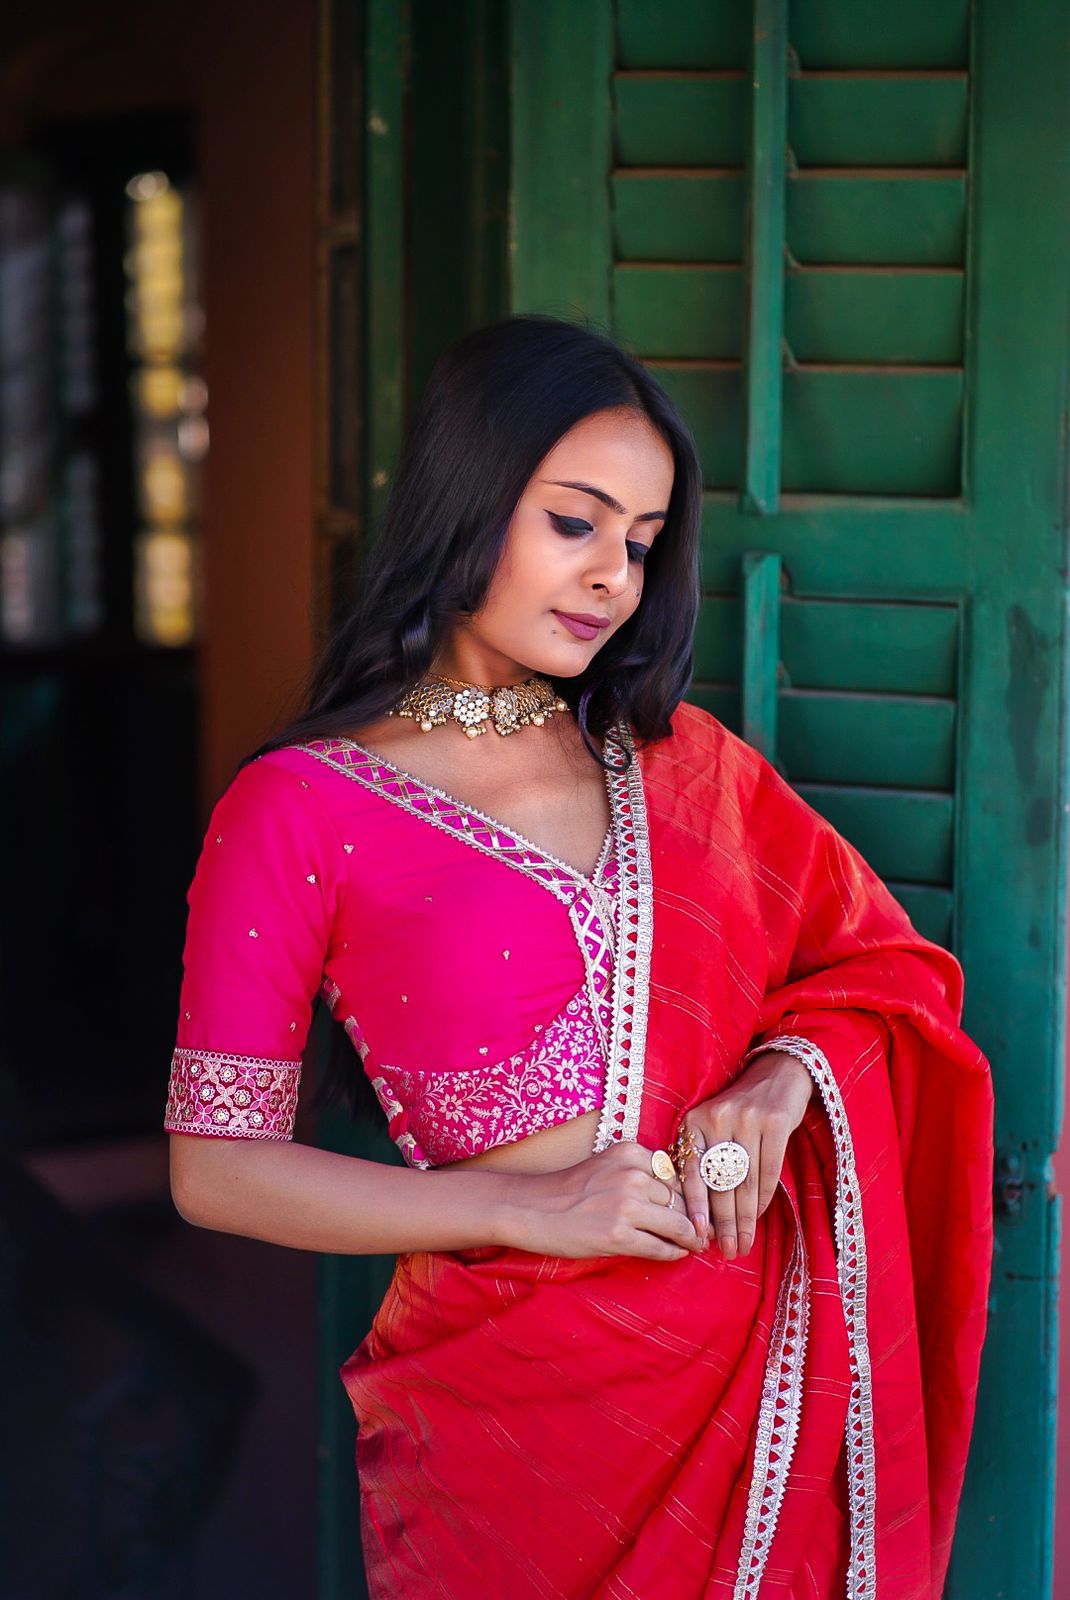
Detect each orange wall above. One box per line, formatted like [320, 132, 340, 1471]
[0, 0, 318, 808]
[194, 0, 317, 800]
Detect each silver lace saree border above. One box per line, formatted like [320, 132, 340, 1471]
[733, 1183, 811, 1599]
[741, 1032, 877, 1600]
[592, 721, 653, 1151]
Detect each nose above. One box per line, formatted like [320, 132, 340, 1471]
[587, 535, 632, 598]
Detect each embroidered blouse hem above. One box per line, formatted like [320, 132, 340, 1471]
[365, 983, 607, 1169]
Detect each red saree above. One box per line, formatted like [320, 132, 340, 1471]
[341, 701, 995, 1599]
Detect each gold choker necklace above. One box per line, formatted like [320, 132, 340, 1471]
[389, 673, 570, 738]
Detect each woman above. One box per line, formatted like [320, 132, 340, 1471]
[165, 314, 994, 1598]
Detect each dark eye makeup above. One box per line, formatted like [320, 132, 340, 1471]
[547, 511, 652, 565]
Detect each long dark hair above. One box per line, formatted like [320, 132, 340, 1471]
[246, 312, 703, 1122]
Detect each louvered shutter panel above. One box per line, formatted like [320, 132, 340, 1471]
[511, 2, 1069, 1593]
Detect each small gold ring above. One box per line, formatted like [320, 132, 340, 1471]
[651, 1149, 676, 1182]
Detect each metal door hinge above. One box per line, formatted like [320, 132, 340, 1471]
[994, 1149, 1024, 1216]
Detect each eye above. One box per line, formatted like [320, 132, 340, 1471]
[547, 512, 651, 567]
[547, 512, 593, 536]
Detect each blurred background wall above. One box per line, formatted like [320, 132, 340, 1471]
[0, 1, 319, 1593]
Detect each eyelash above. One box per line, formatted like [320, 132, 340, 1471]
[548, 512, 651, 566]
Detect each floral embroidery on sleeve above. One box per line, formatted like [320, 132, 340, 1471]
[165, 1047, 301, 1139]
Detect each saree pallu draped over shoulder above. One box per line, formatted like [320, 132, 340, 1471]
[342, 702, 995, 1600]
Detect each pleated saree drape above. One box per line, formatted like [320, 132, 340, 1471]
[341, 701, 994, 1600]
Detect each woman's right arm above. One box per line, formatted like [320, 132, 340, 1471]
[169, 1133, 703, 1261]
[166, 757, 700, 1263]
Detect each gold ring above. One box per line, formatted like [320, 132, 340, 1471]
[651, 1149, 676, 1182]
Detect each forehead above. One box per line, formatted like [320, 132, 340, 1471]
[536, 409, 674, 497]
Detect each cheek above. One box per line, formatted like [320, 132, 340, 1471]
[475, 542, 544, 630]
[488, 527, 562, 609]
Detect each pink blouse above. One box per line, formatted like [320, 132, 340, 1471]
[163, 738, 624, 1167]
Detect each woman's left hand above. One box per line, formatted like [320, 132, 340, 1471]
[677, 1051, 816, 1260]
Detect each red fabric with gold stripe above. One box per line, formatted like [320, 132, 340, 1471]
[342, 701, 994, 1599]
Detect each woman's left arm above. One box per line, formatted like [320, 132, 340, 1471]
[677, 1048, 815, 1259]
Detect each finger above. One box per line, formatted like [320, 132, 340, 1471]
[639, 1195, 702, 1251]
[734, 1136, 761, 1257]
[677, 1127, 710, 1241]
[681, 1159, 709, 1242]
[625, 1233, 692, 1262]
[754, 1133, 788, 1224]
[648, 1176, 686, 1209]
[708, 1178, 739, 1259]
[707, 1138, 757, 1261]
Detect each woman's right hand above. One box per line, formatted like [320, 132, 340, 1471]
[510, 1141, 704, 1260]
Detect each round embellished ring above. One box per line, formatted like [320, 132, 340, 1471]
[698, 1139, 751, 1193]
[650, 1149, 676, 1183]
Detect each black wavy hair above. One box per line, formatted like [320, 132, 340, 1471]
[245, 311, 703, 1121]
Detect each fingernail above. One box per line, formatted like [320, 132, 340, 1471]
[722, 1234, 736, 1260]
[690, 1212, 705, 1234]
[739, 1234, 752, 1256]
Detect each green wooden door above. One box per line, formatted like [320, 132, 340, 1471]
[511, 1, 1068, 1593]
[318, 1, 1069, 1593]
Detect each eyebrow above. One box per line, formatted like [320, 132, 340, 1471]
[540, 480, 668, 522]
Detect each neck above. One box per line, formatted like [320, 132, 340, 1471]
[431, 668, 544, 688]
[430, 630, 534, 689]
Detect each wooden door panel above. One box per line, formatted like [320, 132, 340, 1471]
[779, 696, 956, 790]
[781, 599, 960, 693]
[507, 2, 1068, 1593]
[693, 595, 960, 695]
[615, 71, 968, 170]
[616, 1, 749, 69]
[656, 363, 964, 495]
[789, 0, 970, 70]
[785, 269, 964, 365]
[615, 265, 965, 365]
[788, 171, 967, 266]
[789, 75, 969, 167]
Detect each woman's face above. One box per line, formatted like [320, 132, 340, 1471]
[437, 406, 676, 685]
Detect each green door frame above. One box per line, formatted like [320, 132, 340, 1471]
[510, 1, 1069, 1594]
[317, 2, 1070, 1594]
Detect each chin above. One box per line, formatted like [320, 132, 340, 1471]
[509, 656, 578, 682]
[527, 642, 609, 680]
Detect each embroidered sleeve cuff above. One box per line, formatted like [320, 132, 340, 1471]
[164, 1047, 301, 1139]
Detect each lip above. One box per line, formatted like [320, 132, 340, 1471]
[551, 610, 612, 641]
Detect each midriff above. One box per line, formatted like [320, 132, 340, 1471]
[442, 1107, 601, 1175]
